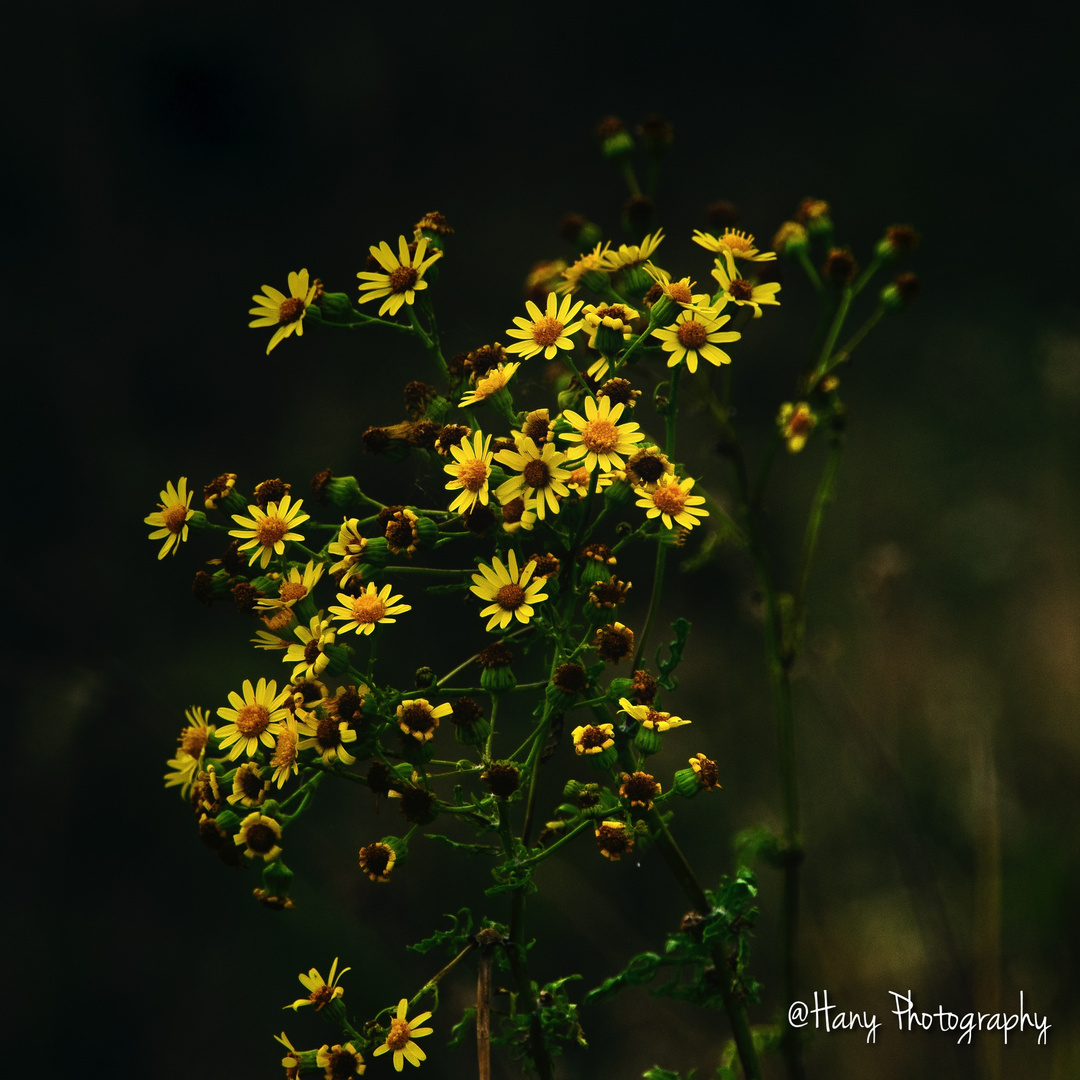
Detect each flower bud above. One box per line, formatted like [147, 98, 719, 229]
[880, 272, 920, 311]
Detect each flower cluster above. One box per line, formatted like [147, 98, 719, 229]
[152, 164, 916, 1080]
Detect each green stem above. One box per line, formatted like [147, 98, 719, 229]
[407, 304, 448, 381]
[808, 307, 886, 390]
[793, 438, 844, 629]
[816, 285, 853, 372]
[519, 818, 592, 867]
[630, 542, 666, 674]
[796, 249, 823, 293]
[648, 812, 764, 1080]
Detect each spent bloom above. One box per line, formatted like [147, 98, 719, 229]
[777, 402, 817, 453]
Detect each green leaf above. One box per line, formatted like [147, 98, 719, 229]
[425, 834, 499, 857]
[583, 951, 663, 1004]
[408, 908, 473, 955]
[656, 618, 692, 690]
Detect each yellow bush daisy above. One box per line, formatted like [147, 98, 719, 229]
[458, 361, 520, 408]
[444, 430, 493, 515]
[777, 402, 817, 453]
[286, 957, 351, 1011]
[297, 709, 358, 766]
[234, 811, 284, 861]
[329, 582, 411, 636]
[357, 235, 442, 317]
[216, 678, 292, 760]
[229, 494, 310, 570]
[619, 697, 691, 731]
[600, 230, 664, 271]
[572, 722, 615, 755]
[710, 250, 782, 318]
[494, 437, 572, 520]
[373, 998, 434, 1071]
[651, 310, 741, 374]
[396, 698, 454, 743]
[559, 395, 644, 473]
[692, 228, 776, 262]
[317, 1043, 366, 1077]
[248, 269, 318, 355]
[163, 706, 214, 797]
[256, 560, 325, 614]
[470, 549, 549, 632]
[635, 474, 709, 531]
[555, 241, 611, 295]
[505, 292, 585, 360]
[145, 477, 195, 560]
[269, 722, 300, 788]
[328, 518, 369, 585]
[283, 614, 336, 679]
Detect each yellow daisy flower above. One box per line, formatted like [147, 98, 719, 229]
[505, 292, 585, 360]
[651, 310, 741, 374]
[494, 437, 573, 520]
[163, 706, 215, 797]
[144, 477, 195, 560]
[619, 697, 691, 731]
[357, 235, 442, 317]
[283, 614, 336, 680]
[566, 465, 616, 498]
[373, 998, 434, 1072]
[635, 474, 709, 530]
[600, 229, 665, 271]
[215, 678, 292, 760]
[274, 1032, 301, 1078]
[458, 361, 520, 408]
[297, 708, 358, 766]
[227, 761, 269, 807]
[269, 721, 301, 788]
[286, 957, 351, 1011]
[692, 228, 776, 262]
[229, 494, 310, 570]
[358, 841, 397, 882]
[249, 269, 318, 355]
[396, 699, 453, 743]
[329, 582, 411, 636]
[444, 430, 493, 515]
[690, 753, 722, 790]
[595, 820, 635, 861]
[572, 722, 615, 755]
[710, 250, 782, 318]
[555, 241, 611, 295]
[317, 1043, 365, 1078]
[328, 518, 368, 585]
[559, 395, 644, 473]
[777, 402, 817, 453]
[470, 549, 549, 632]
[642, 264, 714, 310]
[256, 560, 325, 614]
[234, 811, 284, 861]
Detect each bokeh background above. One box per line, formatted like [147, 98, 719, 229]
[4, 3, 1078, 1078]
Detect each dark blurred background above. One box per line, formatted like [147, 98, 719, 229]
[4, 3, 1078, 1078]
